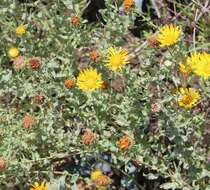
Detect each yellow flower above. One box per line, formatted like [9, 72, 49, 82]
[76, 68, 103, 92]
[105, 47, 129, 71]
[30, 181, 48, 190]
[15, 25, 26, 35]
[186, 52, 200, 67]
[178, 87, 200, 109]
[178, 63, 191, 74]
[157, 24, 181, 47]
[187, 52, 210, 79]
[8, 47, 20, 58]
[91, 169, 103, 181]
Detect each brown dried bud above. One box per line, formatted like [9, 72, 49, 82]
[65, 79, 74, 89]
[116, 135, 133, 150]
[147, 35, 160, 48]
[101, 81, 109, 90]
[151, 102, 161, 113]
[123, 0, 134, 10]
[33, 94, 45, 104]
[81, 130, 96, 145]
[22, 114, 35, 129]
[95, 175, 111, 187]
[71, 16, 80, 25]
[13, 56, 26, 70]
[28, 57, 41, 70]
[0, 158, 6, 171]
[90, 50, 100, 61]
[111, 76, 125, 92]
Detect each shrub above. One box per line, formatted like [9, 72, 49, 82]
[0, 0, 209, 189]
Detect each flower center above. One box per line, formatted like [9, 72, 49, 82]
[182, 95, 193, 105]
[87, 78, 95, 87]
[111, 55, 122, 67]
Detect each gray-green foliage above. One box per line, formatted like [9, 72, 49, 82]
[0, 0, 209, 189]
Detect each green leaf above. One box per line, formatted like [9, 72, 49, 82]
[160, 182, 179, 189]
[145, 173, 159, 180]
[201, 169, 210, 178]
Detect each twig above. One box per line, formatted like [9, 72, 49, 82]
[193, 9, 199, 50]
[192, 0, 210, 50]
[129, 41, 148, 59]
[196, 0, 210, 21]
[150, 0, 161, 18]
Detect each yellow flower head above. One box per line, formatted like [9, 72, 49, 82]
[76, 68, 103, 92]
[30, 181, 48, 190]
[187, 52, 210, 79]
[15, 25, 26, 35]
[186, 52, 200, 67]
[178, 87, 200, 109]
[157, 24, 181, 47]
[8, 47, 20, 58]
[178, 63, 191, 74]
[91, 169, 103, 181]
[106, 47, 129, 71]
